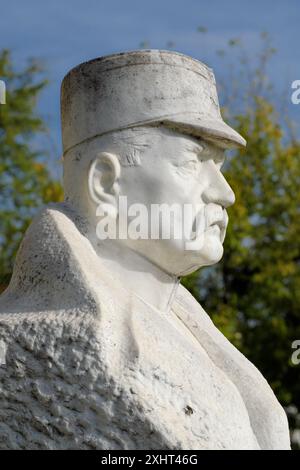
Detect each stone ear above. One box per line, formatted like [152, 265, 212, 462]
[88, 152, 121, 206]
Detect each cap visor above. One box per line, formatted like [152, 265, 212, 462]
[156, 113, 246, 149]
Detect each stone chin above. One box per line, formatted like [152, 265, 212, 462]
[177, 234, 225, 276]
[201, 236, 225, 266]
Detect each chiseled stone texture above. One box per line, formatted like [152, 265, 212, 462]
[0, 313, 169, 450]
[0, 205, 290, 449]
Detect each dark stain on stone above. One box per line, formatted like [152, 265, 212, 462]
[184, 405, 194, 416]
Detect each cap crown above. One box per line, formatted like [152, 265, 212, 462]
[61, 50, 223, 154]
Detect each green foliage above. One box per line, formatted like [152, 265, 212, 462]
[0, 49, 63, 293]
[183, 36, 300, 447]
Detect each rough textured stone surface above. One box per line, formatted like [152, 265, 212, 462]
[0, 50, 291, 450]
[0, 206, 290, 449]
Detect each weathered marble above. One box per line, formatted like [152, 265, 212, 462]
[0, 206, 290, 449]
[0, 50, 290, 449]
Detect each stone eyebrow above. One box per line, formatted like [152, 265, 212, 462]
[183, 140, 225, 163]
[200, 142, 225, 163]
[183, 141, 205, 156]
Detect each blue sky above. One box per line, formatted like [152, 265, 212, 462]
[1, 0, 299, 177]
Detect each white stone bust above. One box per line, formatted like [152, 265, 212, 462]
[0, 50, 290, 450]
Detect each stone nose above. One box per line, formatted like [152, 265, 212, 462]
[202, 162, 235, 208]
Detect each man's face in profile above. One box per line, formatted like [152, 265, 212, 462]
[116, 127, 235, 276]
